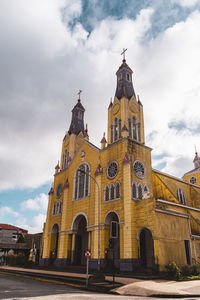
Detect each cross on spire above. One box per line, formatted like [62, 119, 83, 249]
[77, 89, 82, 100]
[195, 144, 198, 154]
[121, 48, 127, 61]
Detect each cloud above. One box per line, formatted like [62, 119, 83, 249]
[0, 207, 19, 218]
[21, 193, 48, 212]
[172, 0, 200, 7]
[15, 213, 46, 233]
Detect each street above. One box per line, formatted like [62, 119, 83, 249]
[0, 273, 91, 299]
[1, 272, 200, 300]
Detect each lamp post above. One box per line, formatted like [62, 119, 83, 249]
[78, 169, 101, 271]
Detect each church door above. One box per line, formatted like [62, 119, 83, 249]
[74, 215, 88, 265]
[139, 228, 155, 268]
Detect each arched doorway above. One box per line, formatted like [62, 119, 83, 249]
[72, 214, 88, 265]
[139, 228, 155, 268]
[104, 211, 120, 261]
[50, 224, 59, 260]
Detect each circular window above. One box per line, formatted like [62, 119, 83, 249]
[56, 184, 63, 198]
[133, 160, 145, 179]
[190, 176, 197, 184]
[107, 161, 118, 179]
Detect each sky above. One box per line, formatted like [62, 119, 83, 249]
[1, 0, 200, 233]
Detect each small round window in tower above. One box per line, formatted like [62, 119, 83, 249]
[133, 160, 146, 179]
[190, 176, 197, 184]
[56, 184, 63, 198]
[107, 161, 118, 179]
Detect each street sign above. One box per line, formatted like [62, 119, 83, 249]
[84, 250, 91, 287]
[84, 250, 91, 259]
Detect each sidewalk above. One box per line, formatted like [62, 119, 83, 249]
[1, 266, 200, 297]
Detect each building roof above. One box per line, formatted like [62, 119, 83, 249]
[0, 224, 28, 233]
[115, 59, 136, 100]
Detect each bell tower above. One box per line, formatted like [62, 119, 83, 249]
[60, 91, 86, 170]
[107, 50, 145, 145]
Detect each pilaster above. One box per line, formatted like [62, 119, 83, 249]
[93, 168, 102, 259]
[122, 156, 133, 258]
[42, 190, 53, 258]
[58, 181, 69, 258]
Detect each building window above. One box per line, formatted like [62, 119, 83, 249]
[62, 149, 69, 169]
[143, 184, 150, 199]
[126, 73, 130, 81]
[105, 186, 109, 201]
[132, 182, 137, 199]
[111, 118, 121, 143]
[111, 184, 115, 200]
[53, 201, 62, 216]
[104, 182, 121, 202]
[59, 201, 62, 214]
[177, 188, 186, 205]
[128, 117, 141, 142]
[133, 160, 146, 179]
[116, 182, 120, 198]
[138, 184, 143, 200]
[190, 176, 197, 184]
[74, 163, 90, 200]
[107, 161, 118, 179]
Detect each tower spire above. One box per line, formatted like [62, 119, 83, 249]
[68, 91, 85, 135]
[115, 49, 136, 100]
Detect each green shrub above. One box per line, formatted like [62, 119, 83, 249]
[165, 262, 181, 280]
[181, 265, 192, 277]
[181, 264, 200, 277]
[190, 264, 200, 276]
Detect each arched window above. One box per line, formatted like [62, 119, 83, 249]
[116, 182, 120, 198]
[126, 73, 130, 81]
[132, 182, 137, 199]
[128, 116, 141, 141]
[111, 118, 121, 143]
[177, 188, 186, 205]
[62, 149, 69, 169]
[143, 184, 149, 199]
[132, 117, 137, 139]
[59, 201, 62, 214]
[114, 118, 118, 141]
[138, 184, 143, 200]
[111, 184, 115, 200]
[53, 203, 56, 216]
[74, 164, 90, 200]
[105, 186, 109, 201]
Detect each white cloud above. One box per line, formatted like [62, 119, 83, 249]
[15, 213, 46, 233]
[0, 207, 19, 218]
[21, 193, 48, 212]
[171, 0, 200, 7]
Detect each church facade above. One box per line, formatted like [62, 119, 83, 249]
[41, 57, 200, 271]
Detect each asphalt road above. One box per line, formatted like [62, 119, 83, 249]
[0, 272, 91, 299]
[1, 272, 200, 300]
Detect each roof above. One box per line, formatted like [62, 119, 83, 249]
[115, 60, 136, 100]
[0, 224, 28, 233]
[183, 167, 200, 177]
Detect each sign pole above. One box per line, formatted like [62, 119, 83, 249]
[86, 257, 89, 287]
[84, 250, 91, 287]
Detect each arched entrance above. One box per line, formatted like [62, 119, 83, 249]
[50, 224, 59, 260]
[104, 211, 120, 261]
[139, 228, 155, 268]
[72, 214, 88, 265]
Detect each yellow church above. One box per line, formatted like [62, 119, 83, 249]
[41, 55, 200, 272]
